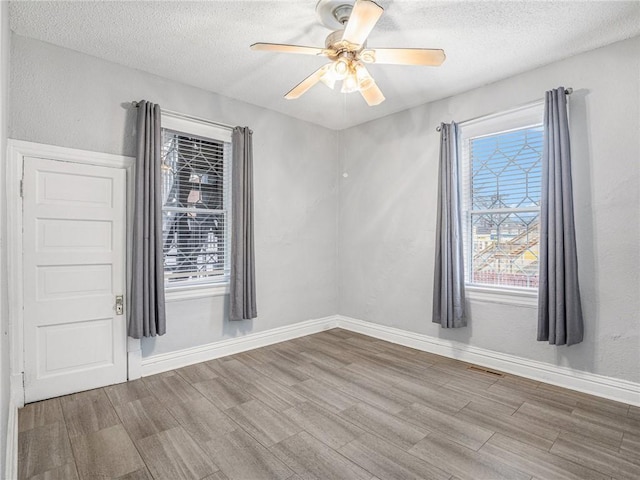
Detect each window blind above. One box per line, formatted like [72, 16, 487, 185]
[460, 107, 543, 290]
[161, 128, 231, 287]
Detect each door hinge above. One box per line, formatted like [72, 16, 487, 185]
[19, 179, 24, 198]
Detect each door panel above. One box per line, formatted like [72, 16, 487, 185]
[23, 157, 127, 402]
[36, 170, 114, 207]
[37, 218, 113, 251]
[36, 264, 113, 300]
[37, 318, 114, 375]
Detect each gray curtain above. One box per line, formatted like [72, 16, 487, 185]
[129, 100, 166, 338]
[433, 122, 466, 328]
[537, 88, 583, 345]
[230, 127, 257, 321]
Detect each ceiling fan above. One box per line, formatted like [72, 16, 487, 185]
[250, 0, 445, 106]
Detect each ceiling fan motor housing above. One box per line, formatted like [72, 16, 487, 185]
[332, 4, 353, 24]
[325, 29, 345, 49]
[325, 29, 367, 60]
[316, 0, 355, 29]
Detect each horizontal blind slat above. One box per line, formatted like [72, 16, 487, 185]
[461, 119, 542, 289]
[162, 127, 232, 286]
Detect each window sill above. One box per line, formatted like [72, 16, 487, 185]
[165, 283, 230, 302]
[466, 285, 538, 308]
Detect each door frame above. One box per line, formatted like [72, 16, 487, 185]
[6, 139, 141, 407]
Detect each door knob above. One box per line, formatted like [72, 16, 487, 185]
[115, 295, 124, 315]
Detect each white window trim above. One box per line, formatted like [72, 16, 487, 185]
[466, 285, 538, 308]
[459, 102, 544, 303]
[161, 111, 233, 295]
[459, 100, 544, 138]
[165, 282, 230, 302]
[162, 111, 232, 143]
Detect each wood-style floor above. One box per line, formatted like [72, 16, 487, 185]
[18, 328, 640, 480]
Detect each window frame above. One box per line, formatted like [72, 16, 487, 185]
[458, 102, 544, 306]
[160, 112, 233, 301]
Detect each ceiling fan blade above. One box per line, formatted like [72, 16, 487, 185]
[284, 65, 331, 99]
[360, 83, 385, 106]
[250, 43, 326, 56]
[342, 0, 384, 47]
[369, 48, 446, 66]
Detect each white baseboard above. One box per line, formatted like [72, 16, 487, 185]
[4, 400, 18, 480]
[127, 338, 143, 381]
[141, 316, 339, 376]
[6, 373, 23, 479]
[139, 313, 640, 407]
[336, 315, 640, 407]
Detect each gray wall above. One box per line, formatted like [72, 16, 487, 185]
[9, 35, 339, 357]
[338, 36, 640, 383]
[1, 0, 10, 470]
[8, 32, 640, 386]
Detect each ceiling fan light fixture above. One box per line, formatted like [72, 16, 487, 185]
[333, 57, 350, 79]
[319, 71, 337, 89]
[341, 70, 359, 93]
[360, 49, 376, 63]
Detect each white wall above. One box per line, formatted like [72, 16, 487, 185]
[0, 0, 10, 472]
[338, 36, 640, 384]
[9, 35, 339, 358]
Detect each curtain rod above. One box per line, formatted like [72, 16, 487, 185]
[131, 101, 235, 131]
[435, 88, 573, 132]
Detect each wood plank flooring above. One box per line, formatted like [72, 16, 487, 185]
[18, 328, 640, 480]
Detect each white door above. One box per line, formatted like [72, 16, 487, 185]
[22, 157, 128, 403]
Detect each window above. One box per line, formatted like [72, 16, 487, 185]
[459, 104, 544, 291]
[161, 113, 232, 290]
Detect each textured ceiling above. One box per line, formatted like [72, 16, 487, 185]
[9, 1, 640, 130]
